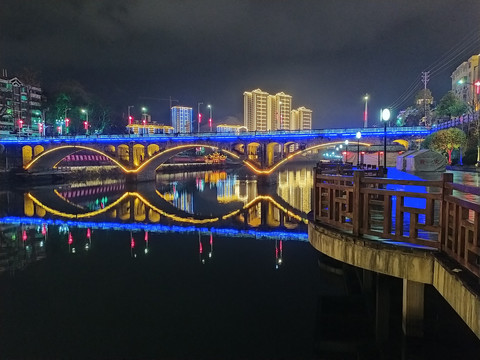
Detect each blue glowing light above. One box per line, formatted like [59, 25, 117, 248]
[0, 217, 308, 241]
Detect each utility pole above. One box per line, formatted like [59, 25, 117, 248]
[421, 71, 430, 127]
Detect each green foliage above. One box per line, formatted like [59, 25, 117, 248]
[428, 128, 467, 164]
[420, 133, 434, 149]
[435, 91, 468, 118]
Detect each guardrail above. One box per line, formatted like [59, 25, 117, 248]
[0, 126, 431, 143]
[313, 170, 480, 277]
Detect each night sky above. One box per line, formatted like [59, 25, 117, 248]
[1, 0, 479, 129]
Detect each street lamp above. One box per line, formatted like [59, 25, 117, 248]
[381, 108, 391, 170]
[356, 131, 361, 166]
[344, 140, 349, 163]
[207, 104, 212, 132]
[197, 102, 203, 133]
[363, 94, 369, 128]
[81, 109, 89, 135]
[64, 107, 71, 134]
[128, 105, 134, 125]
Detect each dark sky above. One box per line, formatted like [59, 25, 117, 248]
[1, 0, 479, 129]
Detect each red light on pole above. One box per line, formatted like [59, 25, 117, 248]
[38, 122, 43, 134]
[131, 237, 135, 249]
[128, 115, 133, 125]
[68, 232, 73, 245]
[198, 113, 202, 123]
[22, 230, 27, 242]
[18, 119, 23, 129]
[57, 126, 62, 135]
[83, 121, 88, 130]
[475, 81, 480, 95]
[209, 118, 212, 131]
[65, 118, 70, 127]
[42, 224, 47, 236]
[87, 228, 91, 239]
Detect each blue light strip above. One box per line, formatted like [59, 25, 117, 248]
[0, 126, 431, 145]
[0, 216, 308, 241]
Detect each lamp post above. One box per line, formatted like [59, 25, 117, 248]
[64, 107, 71, 134]
[127, 105, 134, 125]
[197, 102, 203, 133]
[81, 109, 89, 135]
[363, 94, 369, 128]
[356, 131, 361, 166]
[207, 104, 212, 132]
[344, 140, 349, 163]
[381, 108, 391, 170]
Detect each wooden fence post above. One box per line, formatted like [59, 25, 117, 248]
[353, 170, 364, 236]
[440, 172, 454, 249]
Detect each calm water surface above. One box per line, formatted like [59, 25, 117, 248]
[0, 165, 479, 359]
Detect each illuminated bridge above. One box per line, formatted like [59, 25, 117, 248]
[0, 127, 430, 181]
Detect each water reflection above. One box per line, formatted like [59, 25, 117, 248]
[0, 166, 316, 276]
[1, 166, 479, 359]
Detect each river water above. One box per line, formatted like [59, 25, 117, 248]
[0, 164, 479, 359]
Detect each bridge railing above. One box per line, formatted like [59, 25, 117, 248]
[313, 170, 480, 278]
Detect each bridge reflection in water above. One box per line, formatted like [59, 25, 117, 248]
[0, 167, 312, 274]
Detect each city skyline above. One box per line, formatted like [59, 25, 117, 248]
[1, 1, 480, 129]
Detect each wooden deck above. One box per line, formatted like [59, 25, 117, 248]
[313, 168, 480, 278]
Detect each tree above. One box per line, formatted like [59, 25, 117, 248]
[435, 91, 468, 119]
[429, 128, 467, 165]
[396, 107, 421, 126]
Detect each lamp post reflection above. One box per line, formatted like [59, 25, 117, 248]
[356, 131, 361, 167]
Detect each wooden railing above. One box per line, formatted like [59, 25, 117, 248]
[313, 169, 480, 277]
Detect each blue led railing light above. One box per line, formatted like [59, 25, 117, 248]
[0, 126, 431, 145]
[0, 216, 308, 242]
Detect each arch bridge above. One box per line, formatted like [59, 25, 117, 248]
[0, 127, 430, 181]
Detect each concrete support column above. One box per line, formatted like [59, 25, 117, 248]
[261, 201, 267, 226]
[402, 279, 424, 337]
[260, 143, 267, 168]
[375, 273, 390, 343]
[128, 143, 134, 168]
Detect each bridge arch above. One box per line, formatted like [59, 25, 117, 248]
[22, 145, 33, 166]
[133, 144, 145, 167]
[34, 145, 44, 157]
[147, 144, 160, 157]
[244, 141, 372, 175]
[24, 145, 127, 173]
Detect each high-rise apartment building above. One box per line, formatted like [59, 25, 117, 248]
[290, 107, 312, 130]
[297, 106, 312, 130]
[451, 54, 480, 109]
[274, 92, 292, 130]
[0, 74, 43, 135]
[244, 89, 310, 131]
[244, 88, 269, 131]
[171, 106, 193, 133]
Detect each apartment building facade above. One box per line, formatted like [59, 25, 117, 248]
[0, 75, 43, 135]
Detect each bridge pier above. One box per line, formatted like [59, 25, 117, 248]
[402, 279, 424, 337]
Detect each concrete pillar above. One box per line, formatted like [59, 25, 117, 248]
[402, 279, 424, 337]
[128, 143, 134, 168]
[261, 201, 267, 226]
[375, 273, 390, 342]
